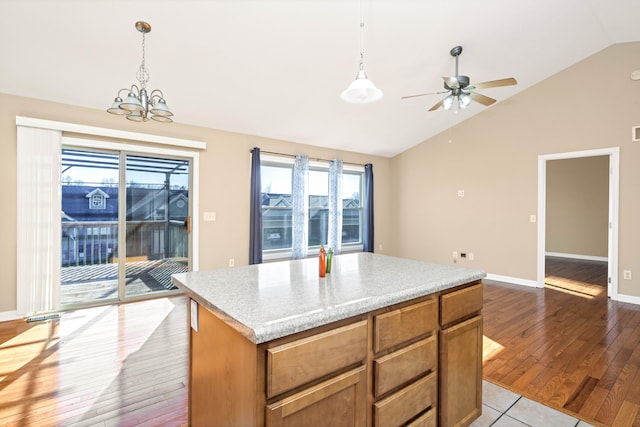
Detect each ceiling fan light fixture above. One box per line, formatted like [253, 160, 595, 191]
[443, 94, 455, 110]
[459, 93, 471, 108]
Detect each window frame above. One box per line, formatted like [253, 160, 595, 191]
[260, 155, 364, 260]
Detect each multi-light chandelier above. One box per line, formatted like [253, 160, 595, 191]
[107, 21, 173, 122]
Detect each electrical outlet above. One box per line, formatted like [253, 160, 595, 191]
[469, 253, 474, 261]
[530, 215, 536, 223]
[229, 258, 235, 267]
[457, 190, 465, 197]
[624, 270, 632, 280]
[379, 244, 383, 251]
[453, 251, 458, 259]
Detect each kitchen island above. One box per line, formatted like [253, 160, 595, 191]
[172, 252, 486, 427]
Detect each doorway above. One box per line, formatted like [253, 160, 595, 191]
[537, 148, 619, 299]
[60, 147, 192, 307]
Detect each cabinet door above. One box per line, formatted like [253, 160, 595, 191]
[439, 315, 483, 427]
[266, 366, 367, 427]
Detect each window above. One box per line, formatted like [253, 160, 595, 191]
[261, 157, 363, 256]
[86, 188, 109, 210]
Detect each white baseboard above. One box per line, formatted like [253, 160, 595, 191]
[545, 252, 608, 262]
[486, 273, 640, 307]
[0, 310, 20, 322]
[485, 273, 540, 288]
[616, 294, 640, 305]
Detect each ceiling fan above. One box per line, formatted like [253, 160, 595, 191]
[402, 45, 517, 112]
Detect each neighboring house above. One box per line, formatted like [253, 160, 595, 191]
[261, 193, 361, 250]
[61, 185, 189, 265]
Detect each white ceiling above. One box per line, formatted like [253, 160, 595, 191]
[1, 0, 639, 157]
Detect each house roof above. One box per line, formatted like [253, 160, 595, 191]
[1, 1, 639, 157]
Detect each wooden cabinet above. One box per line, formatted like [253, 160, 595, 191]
[188, 280, 482, 427]
[439, 284, 483, 427]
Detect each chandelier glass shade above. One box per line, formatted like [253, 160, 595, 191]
[107, 21, 173, 123]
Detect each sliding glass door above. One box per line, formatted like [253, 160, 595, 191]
[60, 148, 191, 307]
[124, 154, 189, 298]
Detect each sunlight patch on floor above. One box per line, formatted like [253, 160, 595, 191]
[544, 275, 604, 299]
[483, 335, 505, 362]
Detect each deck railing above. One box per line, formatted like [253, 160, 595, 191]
[62, 220, 188, 266]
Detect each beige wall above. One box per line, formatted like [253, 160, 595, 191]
[4, 41, 640, 313]
[389, 42, 640, 297]
[546, 156, 609, 258]
[0, 94, 392, 313]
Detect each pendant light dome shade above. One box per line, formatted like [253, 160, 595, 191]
[341, 64, 383, 104]
[341, 0, 383, 105]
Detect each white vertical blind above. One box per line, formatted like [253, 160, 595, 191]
[16, 126, 62, 316]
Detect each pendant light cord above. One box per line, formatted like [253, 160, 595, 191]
[359, 0, 364, 62]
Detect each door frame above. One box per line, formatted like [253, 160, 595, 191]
[537, 147, 619, 299]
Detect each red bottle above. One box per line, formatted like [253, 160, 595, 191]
[319, 245, 326, 277]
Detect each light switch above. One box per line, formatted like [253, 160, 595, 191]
[204, 211, 216, 222]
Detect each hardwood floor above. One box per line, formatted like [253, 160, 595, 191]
[484, 257, 640, 426]
[0, 296, 188, 426]
[1, 257, 638, 426]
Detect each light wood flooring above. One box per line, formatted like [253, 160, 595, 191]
[1, 257, 639, 426]
[0, 296, 188, 427]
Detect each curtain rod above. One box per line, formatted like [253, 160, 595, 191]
[250, 149, 368, 167]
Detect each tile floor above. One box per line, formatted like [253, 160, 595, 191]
[471, 381, 597, 427]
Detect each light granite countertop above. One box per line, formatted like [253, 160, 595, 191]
[172, 252, 486, 344]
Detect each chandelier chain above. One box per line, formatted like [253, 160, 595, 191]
[137, 30, 149, 88]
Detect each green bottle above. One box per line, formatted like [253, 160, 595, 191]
[326, 248, 333, 274]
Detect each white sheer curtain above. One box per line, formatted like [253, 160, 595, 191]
[291, 155, 309, 259]
[328, 159, 343, 254]
[16, 126, 62, 316]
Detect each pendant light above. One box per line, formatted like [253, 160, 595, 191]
[341, 0, 383, 104]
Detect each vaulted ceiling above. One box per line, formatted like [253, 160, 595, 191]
[1, 1, 639, 157]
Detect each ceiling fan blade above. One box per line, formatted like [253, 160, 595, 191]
[443, 76, 459, 89]
[472, 77, 517, 90]
[401, 90, 449, 100]
[428, 98, 445, 112]
[470, 92, 496, 106]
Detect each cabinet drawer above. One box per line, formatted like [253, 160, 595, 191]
[266, 366, 367, 427]
[374, 299, 437, 353]
[374, 335, 437, 397]
[373, 372, 437, 427]
[406, 408, 437, 427]
[267, 320, 368, 398]
[440, 283, 482, 326]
